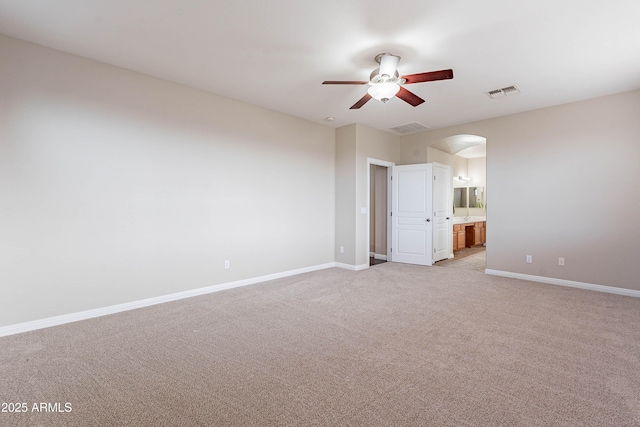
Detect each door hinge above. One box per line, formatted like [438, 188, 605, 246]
[390, 248, 392, 252]
[390, 212, 392, 216]
[434, 248, 436, 253]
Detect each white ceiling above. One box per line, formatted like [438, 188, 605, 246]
[1, 0, 640, 141]
[433, 135, 487, 159]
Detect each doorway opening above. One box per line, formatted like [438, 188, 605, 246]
[367, 158, 394, 267]
[432, 133, 487, 272]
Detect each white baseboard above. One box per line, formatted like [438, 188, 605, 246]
[335, 262, 370, 271]
[485, 269, 640, 298]
[14, 264, 634, 338]
[373, 253, 387, 261]
[0, 262, 337, 338]
[354, 263, 369, 271]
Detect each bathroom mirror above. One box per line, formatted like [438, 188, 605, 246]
[453, 187, 484, 208]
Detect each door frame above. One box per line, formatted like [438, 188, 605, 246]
[367, 158, 395, 266]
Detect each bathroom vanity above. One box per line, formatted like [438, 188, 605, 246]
[453, 217, 486, 252]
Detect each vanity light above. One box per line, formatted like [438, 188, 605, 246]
[455, 176, 470, 182]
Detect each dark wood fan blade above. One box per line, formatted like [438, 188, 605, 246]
[401, 69, 453, 84]
[322, 80, 368, 85]
[350, 93, 372, 109]
[396, 86, 425, 107]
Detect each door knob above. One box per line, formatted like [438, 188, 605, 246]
[446, 217, 450, 220]
[426, 218, 431, 222]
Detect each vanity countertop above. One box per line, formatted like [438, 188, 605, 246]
[452, 216, 486, 225]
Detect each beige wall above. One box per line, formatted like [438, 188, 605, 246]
[335, 125, 357, 265]
[3, 34, 638, 329]
[354, 125, 400, 267]
[334, 123, 400, 268]
[0, 35, 336, 327]
[399, 90, 640, 291]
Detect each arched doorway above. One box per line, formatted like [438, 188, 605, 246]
[432, 134, 487, 272]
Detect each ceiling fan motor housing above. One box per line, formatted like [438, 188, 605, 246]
[369, 69, 405, 85]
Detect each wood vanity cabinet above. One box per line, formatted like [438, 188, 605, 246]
[473, 222, 486, 246]
[453, 225, 459, 252]
[453, 224, 466, 252]
[453, 221, 485, 252]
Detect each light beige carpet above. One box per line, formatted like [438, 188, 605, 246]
[1, 263, 639, 426]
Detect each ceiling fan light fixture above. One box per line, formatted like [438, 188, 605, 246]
[322, 53, 452, 109]
[367, 82, 400, 103]
[377, 53, 400, 79]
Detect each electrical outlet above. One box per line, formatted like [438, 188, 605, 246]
[526, 255, 532, 263]
[340, 246, 344, 253]
[224, 260, 230, 269]
[558, 257, 565, 266]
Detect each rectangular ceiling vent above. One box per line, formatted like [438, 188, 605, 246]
[486, 85, 521, 99]
[389, 122, 430, 135]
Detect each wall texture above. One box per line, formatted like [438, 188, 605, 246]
[400, 90, 640, 291]
[0, 35, 336, 327]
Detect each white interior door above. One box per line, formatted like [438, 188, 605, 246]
[432, 163, 451, 262]
[391, 164, 433, 266]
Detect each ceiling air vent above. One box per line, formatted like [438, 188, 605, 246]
[389, 122, 430, 135]
[486, 85, 521, 99]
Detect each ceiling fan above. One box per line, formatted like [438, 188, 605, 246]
[322, 53, 453, 109]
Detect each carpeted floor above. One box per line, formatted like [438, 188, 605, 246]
[1, 263, 639, 426]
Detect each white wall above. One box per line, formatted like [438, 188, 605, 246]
[0, 35, 336, 327]
[468, 157, 486, 189]
[399, 90, 640, 291]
